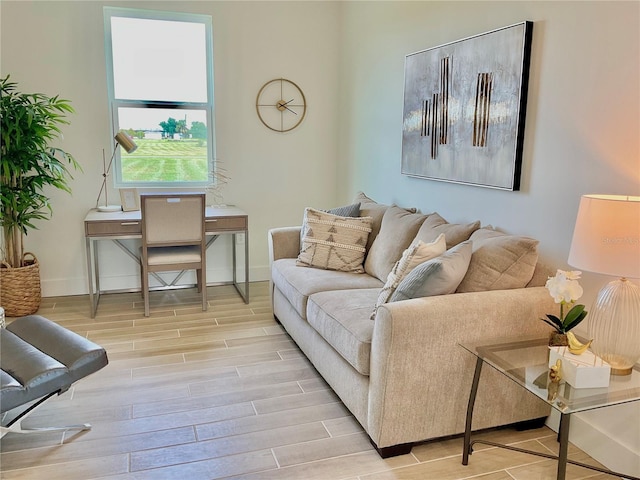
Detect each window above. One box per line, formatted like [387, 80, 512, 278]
[104, 7, 215, 188]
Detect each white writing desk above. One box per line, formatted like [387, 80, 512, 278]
[84, 206, 249, 318]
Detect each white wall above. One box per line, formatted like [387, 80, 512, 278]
[336, 1, 640, 474]
[0, 0, 342, 294]
[1, 0, 639, 474]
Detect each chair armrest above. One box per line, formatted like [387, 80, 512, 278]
[268, 226, 302, 263]
[367, 287, 556, 448]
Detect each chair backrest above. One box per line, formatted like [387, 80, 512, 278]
[141, 193, 205, 247]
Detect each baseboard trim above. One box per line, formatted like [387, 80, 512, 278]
[547, 409, 640, 476]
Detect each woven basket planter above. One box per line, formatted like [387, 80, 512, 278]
[0, 252, 42, 317]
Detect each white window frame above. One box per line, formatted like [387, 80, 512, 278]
[103, 7, 216, 188]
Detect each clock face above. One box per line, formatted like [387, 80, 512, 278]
[256, 78, 306, 132]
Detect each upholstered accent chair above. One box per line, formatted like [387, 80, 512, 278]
[1, 315, 108, 437]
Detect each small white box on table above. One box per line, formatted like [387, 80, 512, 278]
[548, 346, 611, 389]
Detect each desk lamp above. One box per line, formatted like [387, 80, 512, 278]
[95, 131, 138, 212]
[568, 194, 640, 375]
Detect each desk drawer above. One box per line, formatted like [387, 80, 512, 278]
[85, 220, 142, 236]
[205, 216, 247, 232]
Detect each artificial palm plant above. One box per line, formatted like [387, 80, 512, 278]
[0, 75, 80, 314]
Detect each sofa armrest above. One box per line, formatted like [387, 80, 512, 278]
[368, 287, 556, 448]
[268, 226, 302, 263]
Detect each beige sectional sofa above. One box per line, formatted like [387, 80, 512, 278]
[268, 192, 557, 457]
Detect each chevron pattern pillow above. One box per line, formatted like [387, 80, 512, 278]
[297, 208, 372, 273]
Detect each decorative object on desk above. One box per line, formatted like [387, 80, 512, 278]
[95, 131, 138, 212]
[568, 194, 640, 376]
[548, 346, 611, 389]
[206, 161, 231, 206]
[119, 188, 139, 212]
[0, 76, 80, 316]
[401, 22, 533, 190]
[541, 269, 588, 346]
[547, 359, 562, 401]
[566, 331, 592, 355]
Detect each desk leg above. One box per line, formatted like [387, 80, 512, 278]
[244, 230, 249, 304]
[231, 232, 249, 304]
[463, 356, 483, 465]
[557, 413, 570, 480]
[86, 237, 95, 318]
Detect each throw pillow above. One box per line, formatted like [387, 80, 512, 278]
[300, 202, 361, 245]
[412, 212, 480, 249]
[364, 206, 428, 281]
[327, 202, 361, 217]
[370, 234, 446, 319]
[390, 240, 473, 302]
[297, 207, 372, 273]
[456, 228, 539, 293]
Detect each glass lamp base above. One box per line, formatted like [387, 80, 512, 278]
[587, 278, 640, 376]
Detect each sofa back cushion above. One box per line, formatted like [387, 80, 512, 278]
[354, 192, 418, 252]
[412, 213, 480, 249]
[364, 206, 428, 281]
[354, 192, 390, 252]
[456, 227, 539, 292]
[297, 208, 373, 273]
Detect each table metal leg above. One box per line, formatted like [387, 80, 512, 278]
[86, 238, 96, 318]
[557, 413, 570, 480]
[231, 232, 249, 304]
[463, 356, 484, 465]
[244, 230, 249, 304]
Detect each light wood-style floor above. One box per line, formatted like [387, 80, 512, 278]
[0, 282, 620, 479]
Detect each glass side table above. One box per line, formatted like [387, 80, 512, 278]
[460, 336, 640, 480]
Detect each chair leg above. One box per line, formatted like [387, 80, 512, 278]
[1, 392, 92, 438]
[1, 420, 92, 438]
[201, 267, 207, 312]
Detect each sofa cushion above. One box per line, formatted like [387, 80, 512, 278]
[390, 241, 473, 301]
[354, 192, 417, 252]
[364, 206, 428, 281]
[307, 288, 380, 376]
[371, 234, 446, 319]
[297, 207, 373, 273]
[354, 192, 389, 252]
[456, 228, 539, 293]
[412, 213, 480, 249]
[272, 258, 383, 319]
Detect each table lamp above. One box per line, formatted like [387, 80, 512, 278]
[95, 131, 138, 212]
[568, 194, 640, 375]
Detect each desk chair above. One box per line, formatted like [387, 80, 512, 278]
[140, 193, 207, 317]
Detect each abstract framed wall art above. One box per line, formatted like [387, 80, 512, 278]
[401, 22, 533, 190]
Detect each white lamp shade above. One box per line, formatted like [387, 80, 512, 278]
[569, 194, 640, 375]
[568, 194, 640, 279]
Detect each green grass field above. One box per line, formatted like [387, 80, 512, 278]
[121, 138, 209, 182]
